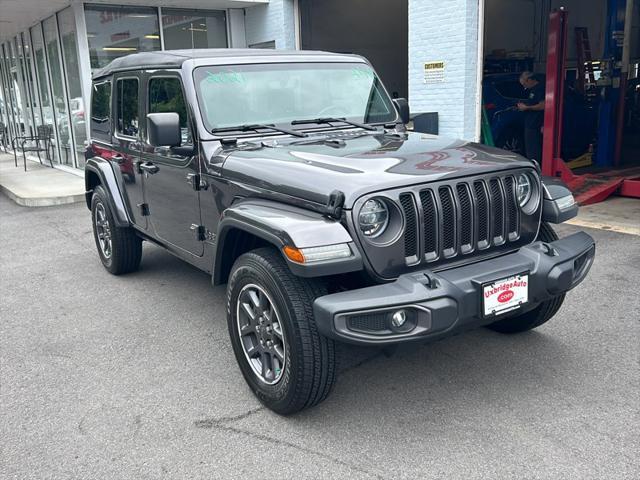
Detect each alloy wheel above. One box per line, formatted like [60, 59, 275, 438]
[236, 283, 286, 385]
[94, 202, 112, 259]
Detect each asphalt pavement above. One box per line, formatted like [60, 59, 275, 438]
[1, 194, 638, 479]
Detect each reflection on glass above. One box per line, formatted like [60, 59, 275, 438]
[0, 55, 10, 138]
[116, 78, 139, 137]
[7, 40, 26, 135]
[162, 9, 227, 50]
[58, 7, 87, 168]
[148, 77, 192, 145]
[14, 37, 35, 135]
[84, 5, 160, 70]
[21, 32, 42, 131]
[0, 44, 18, 138]
[44, 16, 73, 166]
[31, 25, 55, 147]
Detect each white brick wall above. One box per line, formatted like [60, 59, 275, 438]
[244, 0, 296, 49]
[409, 0, 482, 140]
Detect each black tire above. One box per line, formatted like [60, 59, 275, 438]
[487, 222, 565, 334]
[90, 184, 142, 275]
[226, 247, 336, 415]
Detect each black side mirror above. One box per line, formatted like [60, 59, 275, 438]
[147, 112, 181, 147]
[393, 98, 410, 124]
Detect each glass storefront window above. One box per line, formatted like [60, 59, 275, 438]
[43, 15, 74, 166]
[7, 40, 26, 135]
[0, 44, 18, 139]
[14, 37, 35, 136]
[21, 32, 42, 131]
[84, 5, 160, 70]
[31, 25, 56, 146]
[161, 8, 227, 50]
[58, 7, 87, 168]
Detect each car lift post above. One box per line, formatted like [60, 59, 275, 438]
[596, 0, 625, 168]
[540, 6, 640, 203]
[541, 8, 568, 179]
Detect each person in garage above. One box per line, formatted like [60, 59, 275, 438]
[516, 71, 545, 162]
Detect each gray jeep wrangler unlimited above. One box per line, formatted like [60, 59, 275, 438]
[85, 49, 595, 414]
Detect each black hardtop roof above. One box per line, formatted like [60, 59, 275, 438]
[92, 48, 358, 79]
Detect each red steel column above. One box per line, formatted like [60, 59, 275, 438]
[541, 8, 569, 178]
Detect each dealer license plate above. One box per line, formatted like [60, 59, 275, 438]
[483, 274, 529, 316]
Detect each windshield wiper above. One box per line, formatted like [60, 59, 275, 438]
[211, 123, 307, 138]
[290, 117, 378, 131]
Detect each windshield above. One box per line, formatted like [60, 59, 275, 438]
[193, 62, 397, 131]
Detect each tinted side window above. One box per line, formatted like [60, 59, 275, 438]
[91, 80, 111, 141]
[116, 78, 139, 137]
[148, 77, 192, 145]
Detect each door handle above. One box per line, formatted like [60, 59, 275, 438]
[111, 154, 125, 164]
[138, 161, 159, 175]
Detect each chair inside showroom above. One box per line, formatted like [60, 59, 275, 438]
[11, 124, 54, 171]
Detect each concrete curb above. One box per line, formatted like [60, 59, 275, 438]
[0, 183, 86, 207]
[0, 151, 86, 208]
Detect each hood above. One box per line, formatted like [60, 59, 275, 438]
[216, 130, 534, 208]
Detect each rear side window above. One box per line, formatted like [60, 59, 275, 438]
[116, 78, 139, 137]
[91, 80, 111, 141]
[148, 77, 192, 145]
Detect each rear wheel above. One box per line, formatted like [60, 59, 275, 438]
[487, 222, 565, 333]
[91, 185, 142, 275]
[226, 247, 336, 415]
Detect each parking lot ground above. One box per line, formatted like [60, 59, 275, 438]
[1, 194, 639, 479]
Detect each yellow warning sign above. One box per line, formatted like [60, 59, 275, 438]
[424, 61, 445, 84]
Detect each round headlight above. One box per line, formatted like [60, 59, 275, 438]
[516, 173, 532, 207]
[359, 198, 389, 237]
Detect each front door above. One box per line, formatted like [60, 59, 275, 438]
[140, 73, 203, 256]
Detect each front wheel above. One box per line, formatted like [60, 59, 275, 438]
[487, 222, 566, 333]
[226, 247, 336, 415]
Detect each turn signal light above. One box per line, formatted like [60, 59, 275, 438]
[283, 243, 352, 264]
[283, 245, 305, 264]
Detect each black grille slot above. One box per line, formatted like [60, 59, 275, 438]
[399, 193, 418, 261]
[347, 312, 388, 333]
[503, 176, 519, 238]
[438, 187, 456, 255]
[489, 178, 505, 243]
[456, 183, 473, 251]
[474, 181, 490, 247]
[419, 190, 438, 259]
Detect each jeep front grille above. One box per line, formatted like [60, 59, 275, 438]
[400, 175, 521, 265]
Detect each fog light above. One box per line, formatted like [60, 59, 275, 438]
[391, 310, 407, 328]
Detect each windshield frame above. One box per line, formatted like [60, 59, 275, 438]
[192, 61, 399, 137]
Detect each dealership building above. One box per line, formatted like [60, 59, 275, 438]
[1, 0, 638, 173]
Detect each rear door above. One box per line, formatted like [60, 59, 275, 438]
[112, 74, 147, 229]
[139, 71, 203, 256]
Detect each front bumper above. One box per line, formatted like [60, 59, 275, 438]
[313, 232, 595, 345]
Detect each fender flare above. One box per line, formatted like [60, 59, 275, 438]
[213, 199, 362, 284]
[85, 157, 132, 227]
